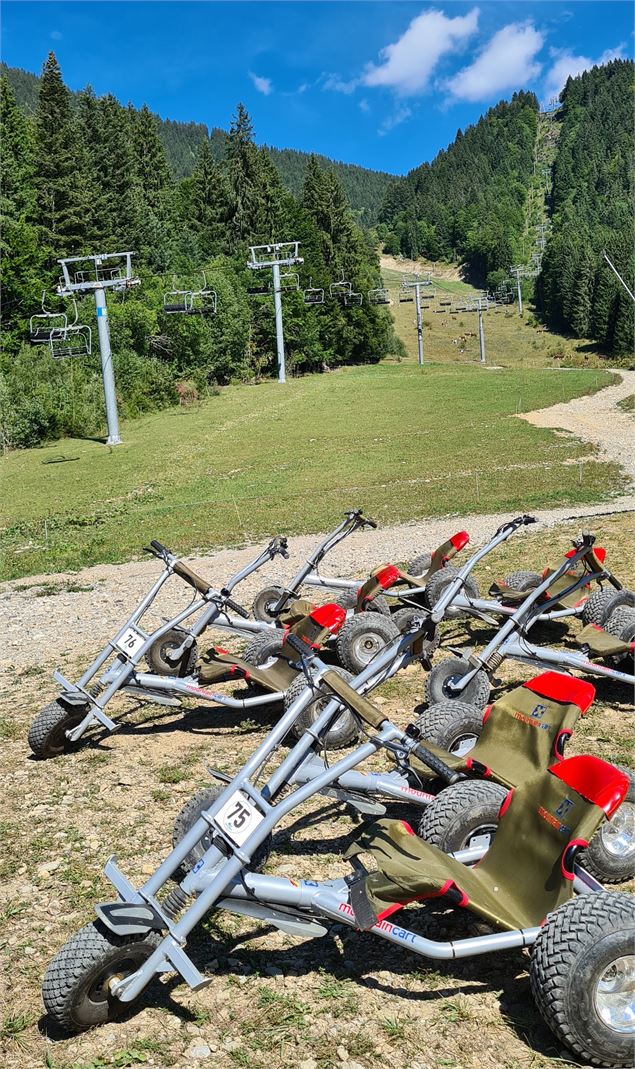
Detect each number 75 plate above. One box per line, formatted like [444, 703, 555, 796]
[213, 790, 264, 846]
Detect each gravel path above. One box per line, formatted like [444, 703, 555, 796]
[2, 370, 633, 670]
[518, 368, 635, 480]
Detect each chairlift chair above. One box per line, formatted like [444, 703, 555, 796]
[163, 291, 194, 314]
[279, 272, 300, 291]
[329, 273, 352, 299]
[189, 272, 217, 315]
[399, 291, 414, 303]
[48, 300, 92, 360]
[247, 285, 270, 297]
[344, 292, 363, 307]
[368, 288, 390, 305]
[304, 279, 325, 306]
[29, 292, 68, 344]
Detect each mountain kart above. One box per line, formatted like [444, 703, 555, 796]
[42, 637, 634, 1068]
[27, 538, 355, 757]
[425, 533, 635, 708]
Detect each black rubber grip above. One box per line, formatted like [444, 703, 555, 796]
[363, 516, 378, 529]
[224, 597, 250, 619]
[285, 633, 309, 656]
[150, 539, 169, 554]
[412, 743, 462, 784]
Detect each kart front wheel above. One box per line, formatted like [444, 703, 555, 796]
[425, 657, 490, 709]
[43, 920, 160, 1033]
[423, 565, 480, 620]
[335, 611, 400, 673]
[28, 700, 88, 759]
[252, 585, 285, 623]
[500, 569, 541, 592]
[284, 667, 362, 749]
[418, 780, 508, 852]
[530, 892, 635, 1068]
[173, 786, 272, 874]
[414, 699, 484, 757]
[407, 551, 432, 578]
[582, 588, 635, 628]
[145, 628, 198, 676]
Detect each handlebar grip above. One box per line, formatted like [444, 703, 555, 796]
[224, 596, 250, 619]
[412, 742, 462, 785]
[363, 516, 378, 529]
[150, 539, 169, 554]
[285, 633, 309, 656]
[173, 560, 211, 595]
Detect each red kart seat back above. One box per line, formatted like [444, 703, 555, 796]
[309, 602, 347, 636]
[549, 755, 629, 818]
[450, 530, 470, 553]
[564, 546, 606, 563]
[522, 672, 596, 715]
[374, 565, 402, 590]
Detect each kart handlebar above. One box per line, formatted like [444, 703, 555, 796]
[410, 739, 463, 785]
[495, 514, 537, 536]
[221, 594, 250, 619]
[347, 509, 378, 529]
[269, 536, 290, 559]
[173, 559, 211, 595]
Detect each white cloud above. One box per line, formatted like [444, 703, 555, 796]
[446, 22, 544, 102]
[363, 7, 479, 96]
[359, 98, 370, 113]
[378, 105, 412, 136]
[543, 45, 625, 105]
[323, 73, 359, 95]
[249, 72, 273, 96]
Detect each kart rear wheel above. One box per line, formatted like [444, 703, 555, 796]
[425, 657, 491, 709]
[145, 628, 198, 676]
[407, 551, 432, 578]
[417, 780, 508, 852]
[579, 768, 635, 884]
[392, 608, 440, 657]
[414, 699, 484, 757]
[335, 611, 400, 674]
[172, 786, 272, 874]
[28, 700, 88, 759]
[335, 589, 390, 616]
[252, 585, 286, 623]
[284, 668, 362, 749]
[42, 920, 161, 1032]
[530, 892, 635, 1067]
[500, 569, 542, 592]
[423, 566, 480, 620]
[582, 588, 635, 627]
[242, 631, 285, 668]
[604, 607, 635, 639]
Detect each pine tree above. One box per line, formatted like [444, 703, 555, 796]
[570, 245, 595, 337]
[188, 138, 230, 255]
[225, 103, 263, 243]
[34, 52, 96, 259]
[130, 103, 171, 211]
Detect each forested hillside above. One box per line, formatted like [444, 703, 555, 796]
[378, 92, 539, 286]
[0, 54, 401, 449]
[536, 60, 634, 357]
[1, 63, 393, 221]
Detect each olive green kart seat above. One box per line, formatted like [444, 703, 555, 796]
[355, 531, 470, 610]
[346, 755, 629, 932]
[320, 669, 595, 791]
[576, 623, 635, 659]
[411, 672, 596, 788]
[489, 547, 607, 609]
[197, 602, 346, 691]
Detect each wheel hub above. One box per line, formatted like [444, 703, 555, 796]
[450, 733, 478, 758]
[464, 825, 496, 850]
[602, 803, 635, 859]
[594, 955, 635, 1033]
[353, 634, 383, 665]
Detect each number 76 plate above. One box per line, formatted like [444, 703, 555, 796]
[213, 790, 264, 846]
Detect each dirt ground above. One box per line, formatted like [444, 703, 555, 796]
[1, 512, 633, 1069]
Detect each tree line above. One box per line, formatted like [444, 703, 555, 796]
[0, 53, 401, 449]
[377, 91, 539, 288]
[535, 60, 634, 357]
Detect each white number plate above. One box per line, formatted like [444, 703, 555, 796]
[213, 790, 264, 846]
[114, 626, 146, 657]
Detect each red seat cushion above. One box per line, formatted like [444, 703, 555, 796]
[549, 755, 629, 817]
[523, 672, 596, 714]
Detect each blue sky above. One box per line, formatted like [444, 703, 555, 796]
[2, 1, 632, 174]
